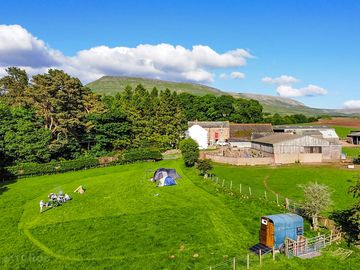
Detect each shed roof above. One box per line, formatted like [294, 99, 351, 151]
[188, 121, 229, 128]
[252, 133, 303, 145]
[230, 123, 273, 140]
[348, 132, 360, 137]
[264, 213, 303, 227]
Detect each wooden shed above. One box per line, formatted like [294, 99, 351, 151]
[260, 213, 304, 249]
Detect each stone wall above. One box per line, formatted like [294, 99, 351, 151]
[204, 154, 273, 166]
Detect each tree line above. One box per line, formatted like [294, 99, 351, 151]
[0, 67, 317, 166]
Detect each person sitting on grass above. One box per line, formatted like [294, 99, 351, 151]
[64, 194, 71, 201]
[40, 200, 47, 213]
[58, 193, 64, 203]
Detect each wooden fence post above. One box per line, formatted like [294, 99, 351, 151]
[247, 254, 250, 270]
[249, 186, 252, 197]
[233, 257, 236, 270]
[240, 183, 242, 193]
[276, 194, 279, 205]
[264, 191, 267, 200]
[230, 180, 232, 190]
[285, 198, 289, 209]
[259, 249, 262, 267]
[330, 230, 333, 243]
[222, 179, 225, 187]
[272, 247, 275, 260]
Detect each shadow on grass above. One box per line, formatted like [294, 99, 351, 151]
[0, 166, 16, 197]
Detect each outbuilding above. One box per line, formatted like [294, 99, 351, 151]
[252, 133, 341, 163]
[260, 213, 304, 249]
[347, 131, 360, 145]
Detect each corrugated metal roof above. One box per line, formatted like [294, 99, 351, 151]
[348, 132, 360, 136]
[265, 213, 304, 226]
[188, 121, 229, 128]
[252, 133, 303, 144]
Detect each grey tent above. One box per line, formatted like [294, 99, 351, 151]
[153, 168, 181, 181]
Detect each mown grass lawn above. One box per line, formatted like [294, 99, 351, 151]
[0, 160, 359, 269]
[343, 147, 360, 158]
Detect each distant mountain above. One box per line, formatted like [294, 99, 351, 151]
[87, 76, 355, 116]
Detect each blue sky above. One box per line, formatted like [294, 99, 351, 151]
[1, 0, 359, 109]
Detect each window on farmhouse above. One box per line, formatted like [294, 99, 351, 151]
[304, 146, 322, 153]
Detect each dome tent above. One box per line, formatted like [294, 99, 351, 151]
[153, 168, 181, 181]
[158, 176, 177, 187]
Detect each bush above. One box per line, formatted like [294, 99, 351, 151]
[179, 138, 199, 167]
[353, 155, 360, 164]
[122, 148, 162, 163]
[4, 157, 99, 178]
[196, 159, 213, 176]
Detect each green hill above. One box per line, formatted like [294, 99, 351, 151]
[87, 76, 224, 96]
[87, 76, 350, 116]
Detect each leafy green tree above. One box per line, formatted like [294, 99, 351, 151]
[196, 159, 213, 177]
[0, 67, 30, 107]
[86, 108, 131, 156]
[0, 105, 51, 163]
[28, 69, 104, 158]
[179, 138, 199, 167]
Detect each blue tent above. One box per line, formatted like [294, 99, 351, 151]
[158, 176, 177, 187]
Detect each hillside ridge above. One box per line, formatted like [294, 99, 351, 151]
[86, 76, 356, 116]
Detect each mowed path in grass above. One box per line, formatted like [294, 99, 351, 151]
[212, 164, 359, 212]
[0, 160, 256, 269]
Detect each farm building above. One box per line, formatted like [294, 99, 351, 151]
[260, 213, 304, 249]
[187, 124, 208, 149]
[188, 121, 230, 146]
[252, 133, 341, 163]
[229, 123, 273, 148]
[273, 125, 340, 144]
[347, 131, 360, 145]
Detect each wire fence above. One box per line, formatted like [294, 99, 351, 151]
[202, 251, 276, 270]
[207, 174, 304, 214]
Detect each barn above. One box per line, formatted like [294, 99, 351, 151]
[252, 133, 341, 163]
[273, 125, 340, 144]
[260, 213, 304, 249]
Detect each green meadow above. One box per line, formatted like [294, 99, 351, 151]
[0, 160, 359, 269]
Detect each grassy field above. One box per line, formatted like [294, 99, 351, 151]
[0, 160, 359, 269]
[212, 164, 358, 213]
[343, 147, 360, 158]
[331, 126, 354, 139]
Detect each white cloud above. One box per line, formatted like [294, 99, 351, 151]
[0, 24, 253, 83]
[262, 75, 299, 85]
[219, 71, 245, 80]
[276, 84, 328, 98]
[230, 71, 245, 79]
[262, 74, 327, 98]
[343, 100, 360, 109]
